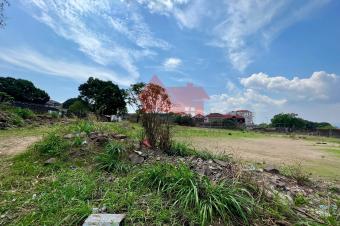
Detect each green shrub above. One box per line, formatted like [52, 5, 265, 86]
[14, 108, 35, 119]
[35, 133, 70, 156]
[96, 141, 130, 173]
[167, 142, 218, 160]
[49, 111, 59, 119]
[280, 163, 310, 185]
[135, 163, 254, 225]
[74, 120, 94, 135]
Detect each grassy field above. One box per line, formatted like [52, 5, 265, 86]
[174, 126, 340, 181]
[0, 122, 339, 225]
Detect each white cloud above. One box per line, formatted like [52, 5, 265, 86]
[240, 71, 340, 102]
[163, 57, 182, 70]
[22, 0, 170, 81]
[139, 0, 329, 71]
[207, 71, 340, 124]
[0, 48, 134, 86]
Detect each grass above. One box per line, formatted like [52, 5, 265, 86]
[280, 163, 311, 186]
[1, 121, 337, 225]
[168, 142, 230, 161]
[96, 141, 131, 173]
[34, 133, 71, 156]
[134, 163, 254, 225]
[174, 126, 262, 139]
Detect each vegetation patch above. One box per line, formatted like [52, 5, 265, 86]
[134, 163, 254, 225]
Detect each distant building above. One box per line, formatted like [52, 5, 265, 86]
[150, 75, 209, 116]
[229, 110, 254, 126]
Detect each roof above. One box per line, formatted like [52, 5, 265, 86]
[193, 114, 205, 118]
[206, 113, 244, 119]
[235, 110, 251, 113]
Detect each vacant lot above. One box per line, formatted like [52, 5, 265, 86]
[175, 127, 340, 181]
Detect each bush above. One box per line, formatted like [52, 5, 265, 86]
[35, 133, 70, 156]
[135, 163, 254, 225]
[14, 108, 35, 119]
[167, 142, 219, 160]
[174, 115, 194, 126]
[96, 141, 130, 173]
[74, 120, 94, 135]
[280, 163, 310, 185]
[68, 100, 89, 118]
[49, 111, 59, 119]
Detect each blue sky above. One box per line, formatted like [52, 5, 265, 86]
[0, 0, 340, 125]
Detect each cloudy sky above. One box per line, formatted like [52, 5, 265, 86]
[0, 0, 339, 125]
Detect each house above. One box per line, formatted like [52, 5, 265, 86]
[229, 110, 254, 126]
[150, 75, 209, 116]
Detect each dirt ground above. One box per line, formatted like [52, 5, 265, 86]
[177, 136, 340, 180]
[0, 136, 41, 156]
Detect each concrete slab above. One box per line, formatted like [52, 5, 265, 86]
[83, 214, 125, 226]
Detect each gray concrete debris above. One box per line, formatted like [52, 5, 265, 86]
[129, 153, 144, 164]
[264, 165, 280, 174]
[83, 214, 125, 226]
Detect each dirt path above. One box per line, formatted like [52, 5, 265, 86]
[0, 136, 41, 156]
[177, 136, 340, 180]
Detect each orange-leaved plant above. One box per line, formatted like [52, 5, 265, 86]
[139, 83, 172, 149]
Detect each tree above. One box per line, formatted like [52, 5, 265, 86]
[0, 0, 9, 28]
[139, 83, 171, 148]
[271, 113, 306, 130]
[125, 82, 145, 122]
[62, 98, 79, 109]
[68, 100, 89, 118]
[270, 113, 335, 131]
[78, 77, 126, 115]
[0, 77, 50, 104]
[0, 91, 13, 103]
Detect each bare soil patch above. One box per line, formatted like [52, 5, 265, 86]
[176, 136, 340, 180]
[0, 136, 41, 156]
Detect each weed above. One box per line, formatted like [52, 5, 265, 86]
[74, 120, 94, 135]
[96, 141, 130, 173]
[280, 163, 310, 185]
[34, 133, 70, 156]
[14, 107, 35, 119]
[294, 194, 309, 206]
[135, 163, 254, 225]
[49, 111, 59, 119]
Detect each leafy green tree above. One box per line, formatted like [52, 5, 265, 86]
[62, 98, 79, 109]
[0, 91, 13, 103]
[271, 113, 306, 129]
[0, 0, 9, 28]
[125, 82, 145, 122]
[78, 77, 126, 115]
[68, 100, 89, 118]
[0, 77, 50, 104]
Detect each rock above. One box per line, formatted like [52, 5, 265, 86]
[213, 159, 229, 167]
[44, 158, 57, 165]
[275, 220, 292, 226]
[275, 181, 286, 190]
[64, 133, 75, 139]
[129, 153, 144, 164]
[156, 157, 161, 161]
[113, 134, 127, 139]
[264, 165, 280, 174]
[197, 165, 212, 176]
[92, 208, 99, 214]
[83, 214, 125, 226]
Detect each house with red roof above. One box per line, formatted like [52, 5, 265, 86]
[205, 113, 245, 124]
[150, 75, 209, 116]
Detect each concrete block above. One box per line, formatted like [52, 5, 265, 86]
[83, 214, 125, 226]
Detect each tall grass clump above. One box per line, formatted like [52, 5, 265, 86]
[135, 163, 254, 225]
[96, 141, 130, 173]
[14, 107, 35, 119]
[34, 133, 70, 156]
[73, 120, 94, 135]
